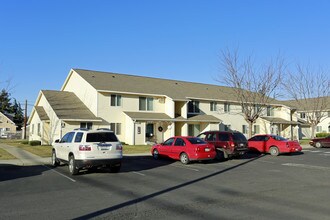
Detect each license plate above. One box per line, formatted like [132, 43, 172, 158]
[205, 148, 210, 152]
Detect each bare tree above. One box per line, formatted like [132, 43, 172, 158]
[219, 49, 284, 138]
[283, 65, 330, 138]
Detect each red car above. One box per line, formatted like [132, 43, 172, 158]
[309, 135, 330, 148]
[248, 134, 302, 156]
[151, 136, 216, 164]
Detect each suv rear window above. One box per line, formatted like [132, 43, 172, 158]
[233, 133, 247, 142]
[86, 132, 118, 142]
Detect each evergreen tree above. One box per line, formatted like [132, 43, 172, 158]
[0, 89, 12, 113]
[12, 99, 24, 130]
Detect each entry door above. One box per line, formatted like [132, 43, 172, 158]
[146, 123, 154, 141]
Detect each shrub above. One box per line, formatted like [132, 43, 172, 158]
[29, 141, 41, 146]
[316, 132, 330, 138]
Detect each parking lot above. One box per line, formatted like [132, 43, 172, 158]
[1, 148, 330, 219]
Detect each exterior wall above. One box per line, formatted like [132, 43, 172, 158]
[29, 94, 62, 145]
[0, 113, 16, 137]
[62, 71, 98, 116]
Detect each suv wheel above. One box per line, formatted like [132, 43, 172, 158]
[69, 155, 79, 175]
[51, 150, 59, 167]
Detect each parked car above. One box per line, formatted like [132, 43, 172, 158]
[151, 136, 216, 164]
[309, 135, 330, 148]
[248, 134, 302, 156]
[52, 128, 123, 175]
[197, 131, 248, 160]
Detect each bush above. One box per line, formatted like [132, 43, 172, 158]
[29, 141, 41, 146]
[316, 132, 330, 138]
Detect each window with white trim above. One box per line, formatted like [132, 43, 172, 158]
[139, 97, 153, 111]
[110, 123, 122, 135]
[210, 102, 217, 111]
[110, 95, 122, 106]
[224, 103, 230, 113]
[188, 101, 200, 113]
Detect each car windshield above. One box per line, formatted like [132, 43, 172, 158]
[86, 132, 118, 142]
[233, 133, 247, 142]
[271, 135, 287, 141]
[187, 137, 207, 145]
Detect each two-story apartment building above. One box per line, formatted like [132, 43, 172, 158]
[28, 69, 302, 145]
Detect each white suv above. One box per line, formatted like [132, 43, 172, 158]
[51, 129, 123, 175]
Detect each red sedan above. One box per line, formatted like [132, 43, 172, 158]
[248, 134, 302, 156]
[151, 136, 216, 164]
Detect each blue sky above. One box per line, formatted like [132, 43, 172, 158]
[1, 0, 330, 114]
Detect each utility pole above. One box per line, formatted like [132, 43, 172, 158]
[24, 100, 27, 139]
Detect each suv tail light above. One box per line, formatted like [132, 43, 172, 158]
[79, 145, 91, 151]
[116, 144, 123, 150]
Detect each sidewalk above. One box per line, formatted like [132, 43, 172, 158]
[0, 144, 50, 166]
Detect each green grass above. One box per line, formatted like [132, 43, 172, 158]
[123, 145, 152, 154]
[0, 148, 16, 160]
[0, 139, 152, 157]
[0, 139, 52, 157]
[299, 139, 311, 145]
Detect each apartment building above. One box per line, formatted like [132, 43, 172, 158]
[28, 69, 304, 145]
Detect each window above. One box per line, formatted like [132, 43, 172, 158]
[74, 132, 84, 143]
[110, 95, 121, 106]
[242, 125, 248, 134]
[80, 122, 93, 130]
[61, 132, 75, 143]
[163, 138, 175, 146]
[139, 97, 153, 111]
[188, 124, 200, 136]
[253, 125, 260, 134]
[300, 113, 306, 119]
[224, 103, 230, 113]
[188, 101, 200, 113]
[267, 106, 274, 116]
[254, 104, 260, 113]
[110, 123, 122, 135]
[174, 138, 186, 146]
[210, 102, 217, 111]
[86, 132, 118, 142]
[219, 133, 230, 141]
[37, 123, 41, 135]
[316, 126, 322, 132]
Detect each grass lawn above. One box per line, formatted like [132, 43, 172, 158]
[0, 139, 152, 158]
[0, 139, 52, 157]
[123, 145, 152, 154]
[299, 139, 311, 145]
[0, 148, 16, 160]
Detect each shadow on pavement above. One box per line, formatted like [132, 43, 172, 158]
[0, 164, 49, 182]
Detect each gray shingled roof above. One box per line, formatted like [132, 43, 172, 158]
[41, 90, 102, 121]
[34, 106, 50, 120]
[124, 112, 221, 123]
[74, 69, 259, 102]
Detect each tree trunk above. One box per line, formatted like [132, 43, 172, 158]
[248, 121, 254, 138]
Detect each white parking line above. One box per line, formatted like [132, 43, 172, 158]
[132, 171, 146, 176]
[282, 163, 330, 171]
[43, 165, 76, 182]
[170, 164, 199, 172]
